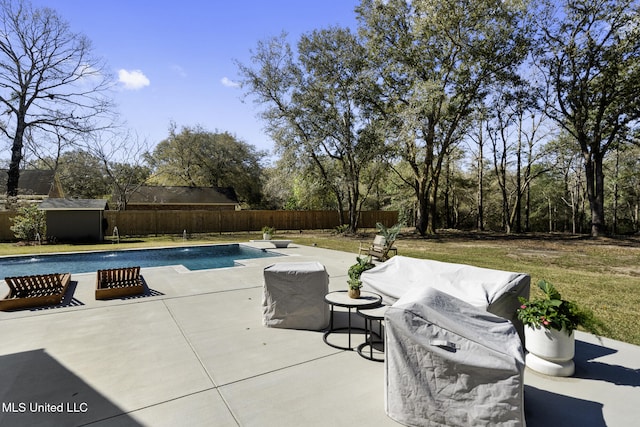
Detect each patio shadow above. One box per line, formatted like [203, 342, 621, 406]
[525, 385, 605, 427]
[574, 340, 640, 387]
[120, 276, 165, 300]
[0, 349, 142, 426]
[30, 280, 85, 311]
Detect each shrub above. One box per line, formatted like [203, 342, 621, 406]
[10, 204, 46, 242]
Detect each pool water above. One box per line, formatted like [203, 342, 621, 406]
[0, 244, 282, 277]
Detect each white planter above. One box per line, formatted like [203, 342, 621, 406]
[524, 325, 575, 377]
[263, 233, 272, 240]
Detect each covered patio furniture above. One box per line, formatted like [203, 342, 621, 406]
[361, 256, 530, 342]
[95, 266, 145, 300]
[1, 272, 71, 311]
[385, 287, 525, 426]
[358, 235, 397, 261]
[262, 261, 329, 330]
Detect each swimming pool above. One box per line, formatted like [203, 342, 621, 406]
[0, 244, 282, 277]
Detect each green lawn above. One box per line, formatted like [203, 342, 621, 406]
[294, 230, 640, 346]
[2, 230, 639, 346]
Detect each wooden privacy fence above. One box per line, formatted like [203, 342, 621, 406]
[104, 210, 399, 236]
[0, 210, 398, 240]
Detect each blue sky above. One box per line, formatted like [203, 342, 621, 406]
[30, 0, 361, 159]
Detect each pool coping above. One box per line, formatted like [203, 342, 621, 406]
[0, 242, 288, 277]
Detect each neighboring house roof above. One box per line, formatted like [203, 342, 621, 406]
[39, 198, 109, 211]
[128, 186, 239, 205]
[0, 169, 63, 197]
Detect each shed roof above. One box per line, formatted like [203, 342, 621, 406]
[39, 198, 108, 211]
[128, 186, 238, 205]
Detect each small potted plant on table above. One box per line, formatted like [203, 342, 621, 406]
[347, 256, 375, 298]
[261, 226, 275, 240]
[517, 280, 603, 377]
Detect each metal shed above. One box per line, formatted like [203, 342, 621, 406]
[39, 199, 109, 242]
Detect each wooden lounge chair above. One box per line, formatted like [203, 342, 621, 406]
[95, 266, 145, 300]
[358, 235, 398, 261]
[0, 273, 71, 311]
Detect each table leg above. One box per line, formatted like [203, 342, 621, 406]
[369, 318, 374, 359]
[329, 303, 334, 331]
[347, 307, 352, 348]
[357, 315, 385, 362]
[323, 301, 369, 351]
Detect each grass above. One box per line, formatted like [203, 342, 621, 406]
[293, 229, 640, 346]
[2, 229, 640, 346]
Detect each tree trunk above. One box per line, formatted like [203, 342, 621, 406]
[415, 178, 429, 236]
[612, 149, 620, 235]
[335, 188, 345, 228]
[477, 144, 484, 231]
[443, 159, 453, 228]
[548, 197, 553, 232]
[592, 154, 606, 236]
[347, 190, 360, 234]
[584, 152, 607, 237]
[515, 115, 523, 233]
[502, 173, 510, 233]
[7, 119, 27, 198]
[426, 185, 438, 234]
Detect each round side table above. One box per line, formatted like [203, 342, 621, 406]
[357, 305, 389, 362]
[323, 290, 382, 351]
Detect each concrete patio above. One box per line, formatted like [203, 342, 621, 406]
[1, 243, 639, 426]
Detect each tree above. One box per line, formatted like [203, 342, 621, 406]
[537, 0, 640, 236]
[0, 0, 114, 199]
[86, 131, 151, 210]
[55, 149, 109, 199]
[468, 109, 488, 231]
[357, 0, 531, 235]
[484, 80, 551, 233]
[536, 134, 588, 233]
[606, 144, 640, 234]
[296, 27, 387, 231]
[261, 154, 342, 211]
[29, 130, 151, 208]
[238, 28, 386, 232]
[147, 124, 265, 207]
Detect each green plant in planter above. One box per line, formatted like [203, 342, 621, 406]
[517, 280, 604, 335]
[261, 226, 275, 236]
[375, 222, 402, 249]
[347, 256, 375, 290]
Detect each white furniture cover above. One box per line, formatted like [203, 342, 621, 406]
[385, 287, 526, 426]
[262, 261, 329, 330]
[361, 256, 530, 340]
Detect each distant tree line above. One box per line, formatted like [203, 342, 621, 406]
[2, 0, 639, 237]
[30, 125, 267, 210]
[238, 0, 640, 236]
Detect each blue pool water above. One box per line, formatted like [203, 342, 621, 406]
[0, 244, 281, 277]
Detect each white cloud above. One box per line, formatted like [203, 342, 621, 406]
[221, 77, 240, 88]
[118, 69, 150, 90]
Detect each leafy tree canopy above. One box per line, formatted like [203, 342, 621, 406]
[146, 124, 267, 207]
